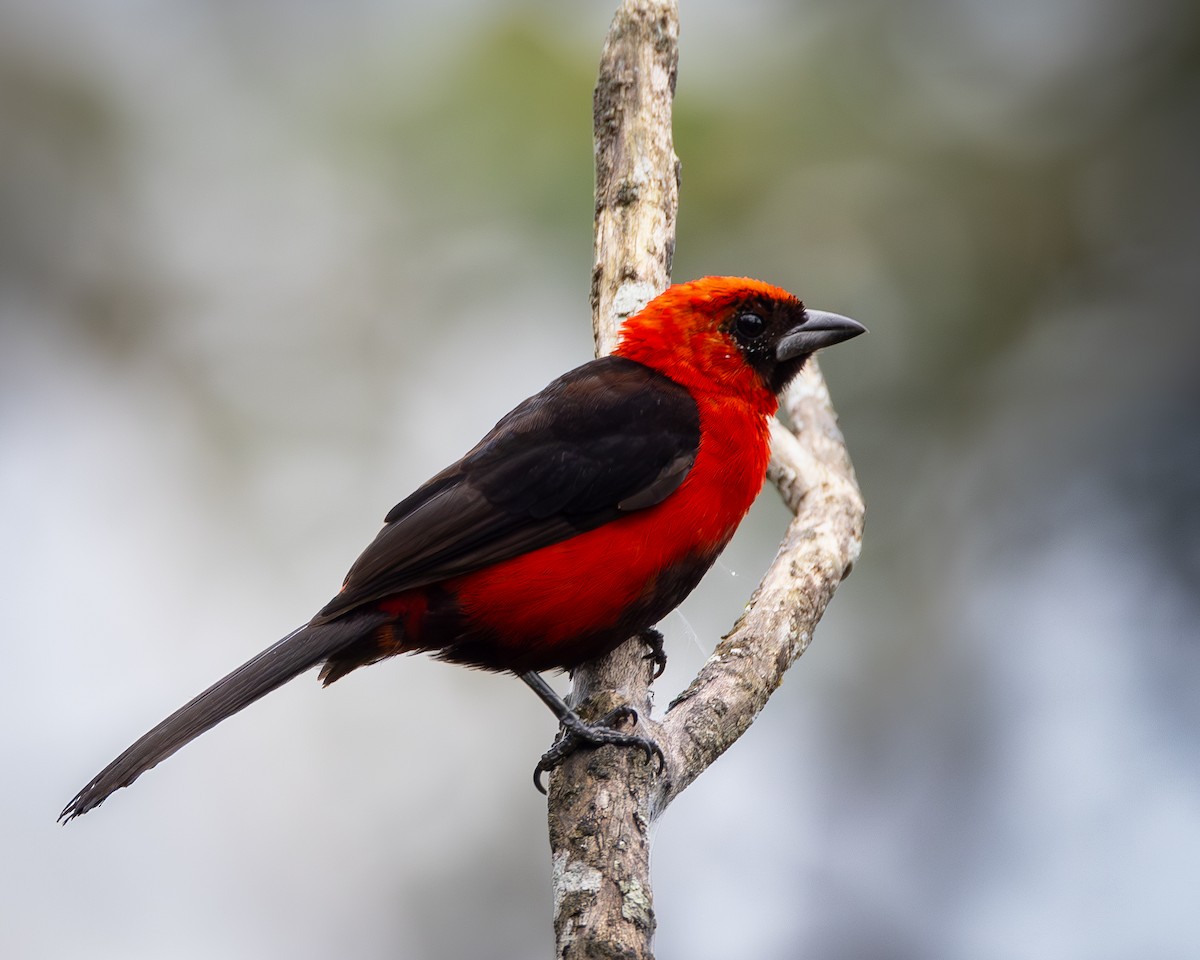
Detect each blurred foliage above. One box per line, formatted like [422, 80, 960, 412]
[342, 19, 597, 246]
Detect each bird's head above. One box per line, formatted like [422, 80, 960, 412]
[615, 276, 865, 411]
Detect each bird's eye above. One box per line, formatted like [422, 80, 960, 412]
[734, 312, 765, 339]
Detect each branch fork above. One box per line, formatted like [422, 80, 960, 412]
[548, 2, 864, 957]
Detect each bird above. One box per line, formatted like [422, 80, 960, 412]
[59, 276, 864, 821]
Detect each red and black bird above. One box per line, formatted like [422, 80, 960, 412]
[60, 276, 864, 820]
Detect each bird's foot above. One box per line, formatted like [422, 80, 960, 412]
[533, 705, 665, 794]
[640, 628, 667, 679]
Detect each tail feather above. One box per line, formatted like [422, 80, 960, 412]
[60, 619, 375, 822]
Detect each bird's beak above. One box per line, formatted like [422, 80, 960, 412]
[776, 310, 867, 360]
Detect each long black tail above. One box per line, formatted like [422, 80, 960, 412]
[60, 619, 374, 822]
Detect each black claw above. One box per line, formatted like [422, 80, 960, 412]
[640, 628, 667, 679]
[533, 744, 565, 794]
[628, 734, 665, 773]
[532, 706, 664, 794]
[600, 705, 638, 727]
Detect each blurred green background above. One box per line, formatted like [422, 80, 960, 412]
[4, 1, 1198, 958]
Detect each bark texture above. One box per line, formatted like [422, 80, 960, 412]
[589, 0, 680, 359]
[547, 2, 864, 958]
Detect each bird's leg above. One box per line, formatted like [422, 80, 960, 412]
[639, 627, 667, 679]
[520, 671, 664, 794]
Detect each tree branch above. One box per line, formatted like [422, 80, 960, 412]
[547, 2, 864, 957]
[658, 364, 864, 804]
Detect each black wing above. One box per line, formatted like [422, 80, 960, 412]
[314, 355, 700, 623]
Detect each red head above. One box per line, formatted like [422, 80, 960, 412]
[615, 276, 864, 413]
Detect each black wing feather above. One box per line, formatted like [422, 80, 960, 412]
[314, 356, 699, 622]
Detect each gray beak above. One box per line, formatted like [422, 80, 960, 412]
[776, 310, 867, 360]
